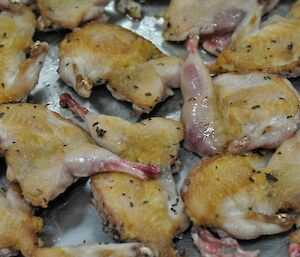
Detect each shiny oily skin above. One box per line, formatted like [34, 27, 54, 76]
[59, 23, 182, 113]
[211, 0, 300, 77]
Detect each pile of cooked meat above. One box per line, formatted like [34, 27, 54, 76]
[0, 0, 300, 257]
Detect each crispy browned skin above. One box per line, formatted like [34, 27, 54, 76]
[59, 23, 182, 113]
[36, 0, 110, 30]
[183, 145, 300, 239]
[0, 104, 93, 207]
[183, 154, 265, 227]
[91, 119, 186, 257]
[214, 73, 300, 152]
[85, 115, 183, 164]
[0, 186, 43, 257]
[211, 1, 300, 77]
[0, 6, 48, 104]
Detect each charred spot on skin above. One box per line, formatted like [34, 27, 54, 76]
[129, 202, 134, 207]
[1, 82, 5, 88]
[133, 85, 138, 89]
[143, 200, 149, 204]
[145, 92, 152, 96]
[251, 105, 261, 110]
[0, 113, 4, 118]
[170, 207, 177, 214]
[287, 115, 293, 119]
[263, 76, 272, 80]
[171, 197, 179, 207]
[92, 122, 99, 127]
[287, 42, 293, 50]
[265, 173, 278, 183]
[271, 39, 277, 43]
[277, 152, 282, 155]
[96, 127, 106, 137]
[249, 177, 255, 183]
[279, 97, 286, 101]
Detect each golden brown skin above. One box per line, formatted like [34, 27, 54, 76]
[0, 186, 43, 257]
[0, 104, 158, 208]
[183, 150, 300, 240]
[211, 1, 300, 77]
[0, 103, 93, 207]
[59, 23, 183, 113]
[214, 73, 300, 153]
[86, 116, 183, 165]
[36, 0, 110, 30]
[183, 154, 268, 229]
[91, 118, 188, 257]
[0, 6, 48, 104]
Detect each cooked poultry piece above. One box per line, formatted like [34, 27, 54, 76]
[183, 130, 300, 252]
[211, 0, 300, 77]
[60, 92, 189, 256]
[59, 23, 183, 113]
[33, 243, 153, 257]
[181, 35, 227, 156]
[58, 95, 190, 256]
[0, 103, 160, 208]
[192, 227, 259, 257]
[266, 131, 300, 257]
[181, 36, 300, 157]
[36, 0, 111, 30]
[0, 5, 48, 104]
[92, 170, 189, 257]
[163, 0, 279, 55]
[0, 185, 43, 257]
[60, 93, 183, 166]
[182, 152, 298, 245]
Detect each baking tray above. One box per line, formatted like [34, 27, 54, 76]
[0, 0, 299, 256]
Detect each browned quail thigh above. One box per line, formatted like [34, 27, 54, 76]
[0, 5, 48, 104]
[59, 23, 182, 113]
[36, 0, 111, 30]
[0, 104, 160, 208]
